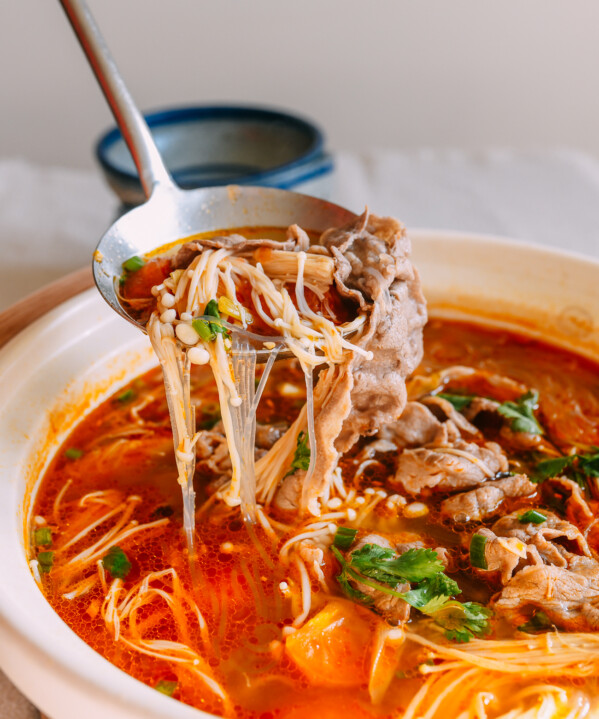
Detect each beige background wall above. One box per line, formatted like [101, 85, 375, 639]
[2, 0, 597, 169]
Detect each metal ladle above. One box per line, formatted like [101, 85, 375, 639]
[59, 0, 356, 342]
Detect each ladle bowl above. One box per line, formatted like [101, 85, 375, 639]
[59, 0, 355, 334]
[94, 184, 355, 333]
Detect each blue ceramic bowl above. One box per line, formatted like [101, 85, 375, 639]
[96, 105, 334, 207]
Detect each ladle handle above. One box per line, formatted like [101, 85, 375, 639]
[59, 0, 176, 199]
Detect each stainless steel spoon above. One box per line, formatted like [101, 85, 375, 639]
[59, 0, 356, 337]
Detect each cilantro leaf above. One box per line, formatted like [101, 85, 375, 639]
[535, 455, 575, 481]
[102, 545, 131, 580]
[579, 450, 599, 478]
[401, 573, 461, 609]
[428, 600, 492, 642]
[437, 393, 475, 411]
[350, 545, 445, 584]
[534, 448, 599, 489]
[289, 431, 310, 473]
[497, 390, 543, 435]
[332, 543, 492, 643]
[331, 546, 373, 603]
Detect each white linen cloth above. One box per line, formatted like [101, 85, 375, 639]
[1, 147, 599, 717]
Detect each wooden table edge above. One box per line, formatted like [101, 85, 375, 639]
[0, 267, 93, 350]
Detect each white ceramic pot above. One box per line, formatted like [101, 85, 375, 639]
[0, 231, 598, 719]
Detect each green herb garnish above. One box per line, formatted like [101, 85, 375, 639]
[518, 509, 547, 525]
[204, 299, 229, 336]
[429, 600, 492, 643]
[535, 456, 574, 481]
[332, 543, 491, 642]
[469, 534, 488, 569]
[518, 610, 552, 634]
[400, 572, 461, 609]
[122, 255, 145, 272]
[116, 388, 136, 403]
[348, 544, 445, 584]
[64, 447, 84, 460]
[333, 526, 358, 550]
[155, 680, 178, 697]
[535, 449, 599, 489]
[102, 545, 131, 580]
[497, 390, 543, 435]
[288, 431, 310, 473]
[191, 299, 230, 342]
[34, 527, 52, 547]
[38, 551, 54, 574]
[192, 318, 216, 342]
[437, 393, 475, 411]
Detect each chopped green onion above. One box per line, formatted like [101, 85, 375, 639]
[518, 510, 547, 525]
[122, 255, 145, 272]
[155, 680, 177, 697]
[469, 534, 488, 570]
[116, 388, 136, 403]
[204, 299, 220, 318]
[34, 527, 52, 547]
[38, 551, 54, 574]
[192, 318, 216, 342]
[102, 545, 132, 580]
[333, 527, 358, 550]
[64, 447, 84, 460]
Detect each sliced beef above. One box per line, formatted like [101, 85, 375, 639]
[392, 439, 508, 495]
[494, 561, 599, 632]
[473, 527, 528, 584]
[492, 511, 591, 567]
[255, 422, 288, 450]
[377, 402, 451, 449]
[273, 470, 304, 513]
[462, 396, 501, 423]
[421, 395, 479, 437]
[462, 394, 546, 452]
[292, 211, 426, 511]
[321, 211, 427, 452]
[440, 474, 536, 523]
[545, 476, 593, 527]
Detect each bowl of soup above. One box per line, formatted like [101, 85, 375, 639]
[0, 219, 599, 719]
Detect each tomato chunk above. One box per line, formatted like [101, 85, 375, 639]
[122, 258, 172, 299]
[285, 600, 373, 687]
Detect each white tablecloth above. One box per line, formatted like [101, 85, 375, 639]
[1, 148, 599, 717]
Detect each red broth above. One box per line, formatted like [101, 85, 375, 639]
[29, 320, 599, 717]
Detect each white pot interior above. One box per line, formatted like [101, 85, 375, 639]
[0, 231, 598, 719]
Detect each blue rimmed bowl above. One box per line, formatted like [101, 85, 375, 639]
[95, 105, 334, 207]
